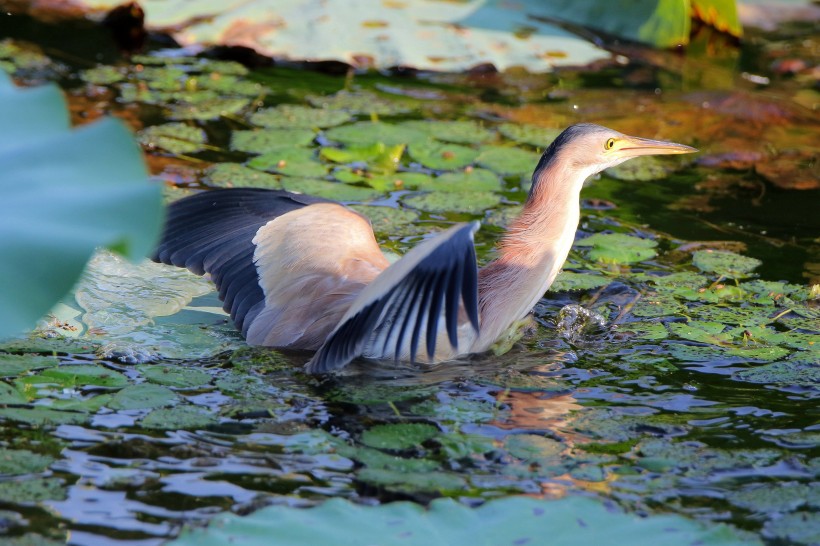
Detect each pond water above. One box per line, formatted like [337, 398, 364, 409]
[0, 10, 818, 546]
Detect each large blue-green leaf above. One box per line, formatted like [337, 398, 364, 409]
[0, 73, 163, 338]
[171, 495, 755, 546]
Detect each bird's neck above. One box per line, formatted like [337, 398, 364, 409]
[474, 163, 587, 352]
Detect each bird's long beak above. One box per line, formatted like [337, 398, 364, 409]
[615, 135, 698, 158]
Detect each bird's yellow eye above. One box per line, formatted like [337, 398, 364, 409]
[605, 138, 616, 150]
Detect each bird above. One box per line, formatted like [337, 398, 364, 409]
[152, 123, 696, 373]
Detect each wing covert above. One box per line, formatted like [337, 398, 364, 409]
[307, 222, 481, 373]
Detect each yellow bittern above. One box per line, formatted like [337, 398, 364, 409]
[153, 123, 696, 373]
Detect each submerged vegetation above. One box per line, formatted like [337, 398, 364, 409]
[0, 4, 817, 545]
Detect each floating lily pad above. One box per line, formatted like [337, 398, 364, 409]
[280, 178, 381, 201]
[325, 121, 428, 147]
[498, 123, 561, 147]
[230, 128, 316, 154]
[689, 306, 772, 327]
[727, 483, 818, 513]
[361, 423, 439, 450]
[354, 171, 432, 192]
[402, 191, 500, 214]
[348, 205, 420, 233]
[575, 233, 658, 264]
[550, 271, 611, 292]
[0, 407, 87, 426]
[307, 91, 412, 116]
[668, 321, 730, 345]
[399, 120, 494, 144]
[421, 168, 500, 193]
[335, 444, 439, 473]
[408, 141, 478, 170]
[410, 398, 501, 425]
[640, 271, 706, 290]
[141, 406, 218, 430]
[196, 60, 249, 76]
[170, 97, 250, 121]
[763, 511, 820, 545]
[437, 433, 496, 460]
[320, 143, 405, 173]
[0, 478, 65, 503]
[475, 146, 540, 176]
[138, 123, 206, 155]
[170, 495, 756, 546]
[484, 205, 523, 228]
[135, 66, 186, 88]
[620, 321, 669, 340]
[0, 354, 59, 377]
[606, 157, 674, 181]
[109, 384, 179, 410]
[248, 148, 328, 178]
[505, 434, 565, 462]
[0, 449, 54, 475]
[734, 361, 818, 387]
[205, 163, 282, 189]
[0, 40, 51, 73]
[137, 365, 211, 389]
[693, 250, 761, 279]
[38, 364, 129, 388]
[250, 104, 352, 129]
[81, 65, 125, 85]
[0, 382, 27, 404]
[740, 280, 809, 303]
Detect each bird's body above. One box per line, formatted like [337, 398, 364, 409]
[153, 124, 695, 373]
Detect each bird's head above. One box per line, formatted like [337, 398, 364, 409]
[529, 123, 697, 199]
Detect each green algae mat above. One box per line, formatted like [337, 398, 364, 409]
[0, 14, 818, 545]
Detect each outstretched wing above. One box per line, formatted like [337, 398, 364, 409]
[152, 189, 330, 335]
[307, 222, 481, 374]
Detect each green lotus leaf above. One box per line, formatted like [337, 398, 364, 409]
[0, 448, 54, 475]
[248, 148, 329, 178]
[0, 477, 65, 503]
[81, 65, 125, 85]
[37, 364, 129, 388]
[170, 97, 250, 121]
[231, 128, 316, 154]
[606, 156, 674, 181]
[348, 205, 420, 233]
[408, 141, 478, 170]
[280, 178, 382, 201]
[136, 364, 211, 388]
[402, 191, 500, 214]
[575, 233, 658, 264]
[399, 120, 494, 144]
[693, 250, 761, 279]
[550, 271, 611, 292]
[415, 168, 500, 193]
[361, 423, 440, 450]
[250, 104, 352, 129]
[0, 354, 59, 377]
[475, 145, 540, 176]
[205, 163, 283, 189]
[307, 91, 412, 116]
[109, 384, 180, 410]
[498, 123, 561, 147]
[141, 406, 218, 430]
[320, 143, 405, 173]
[138, 122, 206, 155]
[325, 121, 428, 147]
[0, 407, 88, 426]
